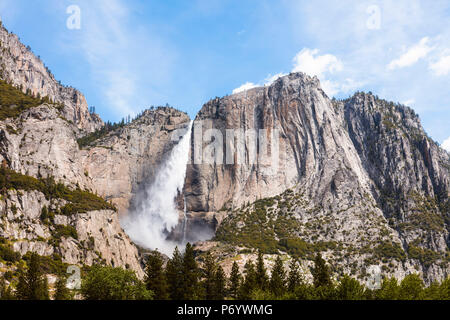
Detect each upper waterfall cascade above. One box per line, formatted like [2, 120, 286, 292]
[122, 121, 193, 255]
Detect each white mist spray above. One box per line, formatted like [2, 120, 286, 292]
[122, 121, 193, 255]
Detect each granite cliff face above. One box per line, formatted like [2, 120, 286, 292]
[342, 93, 450, 281]
[0, 189, 143, 277]
[184, 73, 449, 283]
[0, 23, 102, 133]
[0, 23, 191, 278]
[80, 107, 190, 214]
[0, 100, 189, 278]
[185, 74, 373, 213]
[0, 100, 189, 206]
[0, 22, 448, 285]
[0, 104, 92, 189]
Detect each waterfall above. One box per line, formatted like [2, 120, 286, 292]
[122, 121, 193, 255]
[182, 195, 188, 244]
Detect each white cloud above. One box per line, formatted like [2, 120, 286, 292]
[442, 137, 450, 152]
[291, 48, 355, 97]
[320, 78, 364, 97]
[232, 82, 258, 94]
[388, 37, 433, 70]
[232, 49, 358, 97]
[232, 73, 287, 94]
[429, 55, 450, 76]
[292, 48, 343, 77]
[277, 1, 450, 142]
[402, 99, 415, 106]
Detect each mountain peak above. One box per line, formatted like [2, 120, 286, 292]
[0, 23, 102, 133]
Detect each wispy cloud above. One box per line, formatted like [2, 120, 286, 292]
[280, 0, 450, 141]
[66, 0, 175, 118]
[232, 82, 258, 94]
[4, 0, 448, 142]
[388, 37, 433, 70]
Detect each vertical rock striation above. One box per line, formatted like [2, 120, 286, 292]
[184, 73, 449, 282]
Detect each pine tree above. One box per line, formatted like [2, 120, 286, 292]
[438, 277, 450, 300]
[16, 253, 49, 300]
[54, 276, 71, 300]
[310, 253, 334, 300]
[203, 252, 217, 300]
[182, 243, 200, 300]
[423, 281, 441, 300]
[213, 266, 226, 300]
[376, 277, 400, 300]
[166, 247, 184, 300]
[145, 250, 168, 300]
[287, 258, 302, 292]
[229, 261, 242, 299]
[336, 275, 365, 300]
[399, 274, 425, 300]
[269, 256, 286, 296]
[311, 253, 332, 288]
[239, 261, 257, 299]
[255, 251, 268, 291]
[200, 252, 227, 300]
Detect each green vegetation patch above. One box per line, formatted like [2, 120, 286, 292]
[0, 241, 21, 263]
[407, 245, 441, 267]
[215, 190, 340, 257]
[0, 79, 56, 120]
[22, 252, 69, 275]
[407, 212, 445, 233]
[382, 119, 397, 131]
[278, 238, 340, 259]
[81, 265, 152, 300]
[397, 192, 446, 233]
[53, 225, 78, 241]
[77, 121, 126, 149]
[0, 166, 44, 192]
[373, 241, 406, 262]
[59, 188, 116, 214]
[0, 167, 116, 214]
[215, 194, 302, 253]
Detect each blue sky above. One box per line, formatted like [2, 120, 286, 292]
[0, 0, 449, 149]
